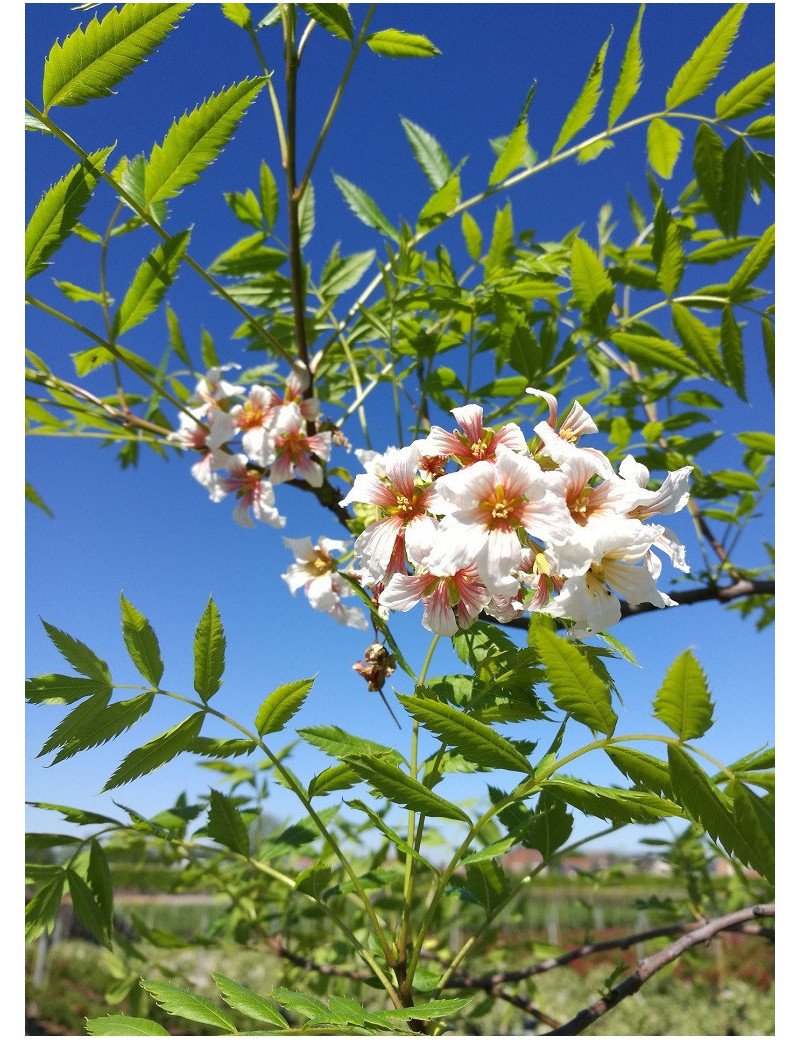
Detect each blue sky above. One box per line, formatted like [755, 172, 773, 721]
[24, 3, 776, 854]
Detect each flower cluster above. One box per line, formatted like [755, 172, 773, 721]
[169, 363, 332, 529]
[325, 389, 692, 638]
[175, 367, 692, 638]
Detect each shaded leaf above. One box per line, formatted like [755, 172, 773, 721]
[67, 868, 111, 947]
[194, 597, 226, 702]
[103, 713, 204, 791]
[345, 755, 471, 822]
[207, 789, 250, 855]
[610, 331, 700, 376]
[396, 694, 534, 775]
[606, 747, 673, 799]
[720, 305, 746, 400]
[40, 619, 111, 683]
[652, 196, 684, 295]
[671, 303, 725, 381]
[543, 778, 683, 825]
[26, 673, 112, 705]
[25, 875, 65, 943]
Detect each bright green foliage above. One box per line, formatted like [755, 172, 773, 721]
[220, 3, 252, 31]
[488, 119, 531, 186]
[365, 29, 440, 59]
[255, 677, 315, 735]
[345, 755, 471, 822]
[647, 118, 683, 179]
[143, 79, 266, 205]
[140, 980, 238, 1033]
[86, 1016, 170, 1036]
[716, 62, 775, 119]
[300, 4, 354, 42]
[25, 148, 114, 280]
[206, 788, 250, 855]
[570, 237, 615, 334]
[40, 619, 112, 684]
[607, 4, 644, 127]
[665, 4, 746, 109]
[401, 117, 453, 190]
[42, 4, 191, 111]
[211, 973, 289, 1028]
[551, 31, 612, 154]
[333, 174, 399, 239]
[533, 629, 617, 737]
[113, 230, 191, 335]
[102, 712, 204, 791]
[653, 649, 715, 740]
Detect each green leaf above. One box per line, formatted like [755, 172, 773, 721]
[211, 973, 288, 1027]
[300, 4, 353, 41]
[346, 799, 438, 872]
[294, 864, 336, 898]
[646, 118, 683, 179]
[570, 237, 615, 333]
[208, 234, 286, 277]
[345, 755, 471, 822]
[552, 30, 612, 154]
[28, 803, 120, 827]
[113, 229, 190, 335]
[365, 29, 440, 58]
[716, 62, 774, 119]
[26, 148, 114, 280]
[141, 979, 237, 1032]
[488, 118, 530, 186]
[720, 305, 746, 400]
[720, 136, 748, 238]
[378, 998, 473, 1022]
[543, 778, 683, 825]
[221, 3, 252, 30]
[40, 619, 111, 683]
[671, 303, 725, 381]
[193, 597, 226, 702]
[730, 781, 774, 882]
[484, 202, 514, 278]
[259, 161, 279, 230]
[610, 331, 700, 376]
[102, 713, 204, 791]
[319, 247, 375, 297]
[396, 694, 534, 775]
[606, 747, 673, 799]
[120, 594, 164, 686]
[665, 4, 747, 109]
[333, 174, 398, 239]
[224, 188, 263, 229]
[26, 674, 112, 705]
[26, 481, 53, 518]
[48, 693, 155, 765]
[207, 789, 250, 855]
[728, 223, 775, 299]
[667, 745, 739, 854]
[744, 115, 775, 139]
[144, 78, 266, 204]
[298, 724, 404, 766]
[576, 138, 614, 164]
[461, 212, 482, 261]
[736, 431, 774, 454]
[86, 1016, 170, 1036]
[255, 678, 315, 735]
[653, 649, 715, 740]
[532, 629, 617, 737]
[762, 315, 774, 390]
[25, 874, 65, 943]
[608, 4, 644, 127]
[401, 116, 452, 189]
[298, 180, 315, 246]
[464, 859, 510, 913]
[693, 122, 730, 231]
[652, 196, 684, 296]
[42, 4, 191, 111]
[418, 175, 461, 228]
[308, 763, 358, 798]
[67, 868, 111, 947]
[521, 789, 574, 858]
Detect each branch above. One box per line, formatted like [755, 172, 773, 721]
[545, 903, 775, 1036]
